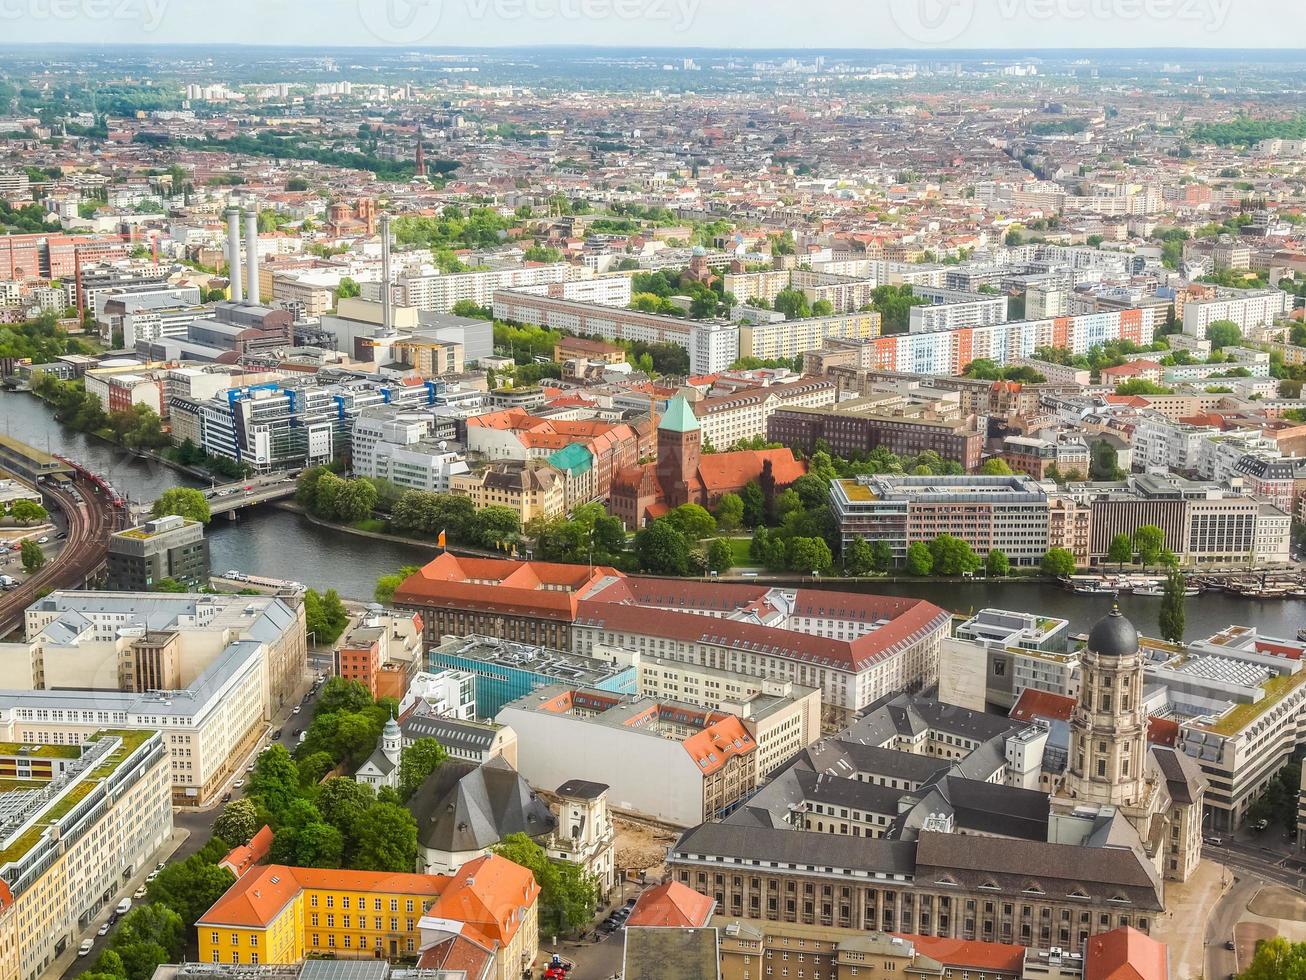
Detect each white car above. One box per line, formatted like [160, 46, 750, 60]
[78, 940, 94, 957]
[97, 922, 110, 937]
[292, 705, 301, 714]
[36, 536, 49, 544]
[233, 779, 245, 789]
[133, 885, 147, 899]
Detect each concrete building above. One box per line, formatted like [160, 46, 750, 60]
[1182, 287, 1290, 337]
[351, 408, 470, 493]
[105, 514, 209, 591]
[450, 459, 566, 524]
[0, 731, 172, 980]
[426, 634, 637, 719]
[770, 401, 985, 472]
[497, 685, 760, 826]
[0, 592, 306, 803]
[337, 608, 424, 701]
[831, 474, 1052, 567]
[396, 554, 951, 729]
[196, 854, 540, 980]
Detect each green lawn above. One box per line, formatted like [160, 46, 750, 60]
[724, 537, 753, 567]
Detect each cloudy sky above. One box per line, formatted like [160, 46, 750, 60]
[1, 0, 1300, 50]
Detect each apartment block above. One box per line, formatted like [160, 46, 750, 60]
[772, 399, 985, 471]
[831, 474, 1052, 567]
[1182, 287, 1290, 337]
[105, 514, 210, 591]
[0, 731, 172, 980]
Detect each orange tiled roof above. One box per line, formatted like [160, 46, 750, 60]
[681, 715, 756, 776]
[899, 934, 1025, 973]
[1010, 690, 1077, 723]
[198, 865, 448, 929]
[627, 881, 715, 928]
[219, 825, 275, 878]
[1084, 926, 1168, 980]
[425, 854, 540, 947]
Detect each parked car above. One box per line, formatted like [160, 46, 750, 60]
[1225, 940, 1236, 951]
[222, 792, 232, 803]
[292, 705, 301, 715]
[233, 779, 245, 789]
[78, 940, 94, 957]
[272, 729, 283, 740]
[145, 870, 160, 883]
[36, 536, 49, 544]
[97, 922, 111, 937]
[1252, 819, 1269, 832]
[116, 898, 132, 915]
[133, 885, 147, 899]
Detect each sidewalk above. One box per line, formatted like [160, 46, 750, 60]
[1154, 858, 1228, 979]
[40, 826, 192, 980]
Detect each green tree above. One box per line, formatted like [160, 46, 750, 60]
[844, 538, 876, 576]
[494, 832, 599, 937]
[1205, 319, 1242, 350]
[1158, 569, 1186, 643]
[331, 478, 379, 524]
[335, 276, 361, 302]
[315, 777, 376, 841]
[1238, 936, 1306, 980]
[905, 541, 933, 576]
[374, 565, 420, 604]
[295, 822, 345, 868]
[811, 299, 834, 317]
[8, 499, 47, 523]
[871, 540, 894, 573]
[1107, 533, 1134, 568]
[350, 801, 418, 873]
[739, 482, 765, 528]
[928, 534, 982, 576]
[979, 458, 1014, 476]
[213, 798, 259, 846]
[774, 288, 811, 319]
[471, 505, 522, 550]
[399, 737, 447, 801]
[317, 678, 374, 715]
[1041, 548, 1078, 577]
[1134, 525, 1165, 569]
[20, 538, 44, 574]
[706, 539, 734, 574]
[633, 520, 691, 575]
[665, 503, 716, 542]
[788, 536, 833, 574]
[248, 744, 302, 819]
[985, 549, 1010, 577]
[150, 487, 211, 524]
[714, 493, 744, 531]
[146, 857, 235, 928]
[451, 299, 491, 319]
[153, 577, 187, 593]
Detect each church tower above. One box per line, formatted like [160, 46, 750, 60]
[1066, 601, 1149, 808]
[382, 715, 402, 769]
[655, 395, 701, 507]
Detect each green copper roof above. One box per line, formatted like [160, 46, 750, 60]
[659, 395, 701, 433]
[548, 443, 594, 475]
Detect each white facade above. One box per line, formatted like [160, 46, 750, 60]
[1183, 289, 1290, 337]
[352, 411, 470, 492]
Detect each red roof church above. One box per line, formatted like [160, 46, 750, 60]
[610, 395, 806, 528]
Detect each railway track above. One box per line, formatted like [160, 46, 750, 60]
[0, 481, 117, 637]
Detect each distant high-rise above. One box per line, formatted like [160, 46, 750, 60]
[415, 124, 427, 177]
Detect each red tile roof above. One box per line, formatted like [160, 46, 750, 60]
[898, 933, 1025, 974]
[626, 881, 715, 928]
[681, 715, 756, 775]
[1147, 717, 1180, 747]
[1084, 926, 1169, 980]
[425, 854, 540, 948]
[219, 825, 274, 878]
[1010, 690, 1077, 723]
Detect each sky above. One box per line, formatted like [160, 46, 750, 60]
[2, 0, 1304, 50]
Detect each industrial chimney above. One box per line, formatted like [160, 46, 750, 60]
[226, 208, 243, 303]
[379, 212, 393, 336]
[244, 210, 260, 304]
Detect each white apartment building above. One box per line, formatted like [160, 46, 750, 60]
[1131, 416, 1219, 474]
[909, 285, 1009, 332]
[352, 409, 470, 492]
[1182, 288, 1290, 338]
[6, 592, 306, 803]
[694, 378, 836, 450]
[0, 731, 172, 980]
[401, 262, 586, 313]
[738, 311, 880, 360]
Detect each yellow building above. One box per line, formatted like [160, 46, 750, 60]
[197, 854, 539, 980]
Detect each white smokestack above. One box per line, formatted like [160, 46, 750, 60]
[244, 211, 260, 304]
[226, 209, 243, 303]
[380, 213, 393, 336]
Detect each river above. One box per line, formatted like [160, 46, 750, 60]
[2, 390, 1303, 640]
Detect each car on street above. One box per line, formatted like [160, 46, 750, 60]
[1252, 819, 1269, 832]
[36, 536, 49, 544]
[292, 705, 301, 714]
[145, 870, 160, 883]
[133, 885, 147, 899]
[116, 898, 132, 915]
[1204, 836, 1223, 846]
[246, 762, 255, 772]
[1225, 940, 1236, 950]
[222, 791, 232, 802]
[97, 921, 111, 936]
[272, 729, 283, 740]
[233, 779, 245, 789]
[78, 940, 94, 957]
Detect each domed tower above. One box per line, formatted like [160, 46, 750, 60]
[381, 714, 402, 767]
[1066, 600, 1148, 808]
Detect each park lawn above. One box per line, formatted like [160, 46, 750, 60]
[725, 537, 753, 566]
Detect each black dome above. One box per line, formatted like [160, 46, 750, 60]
[1088, 602, 1139, 657]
